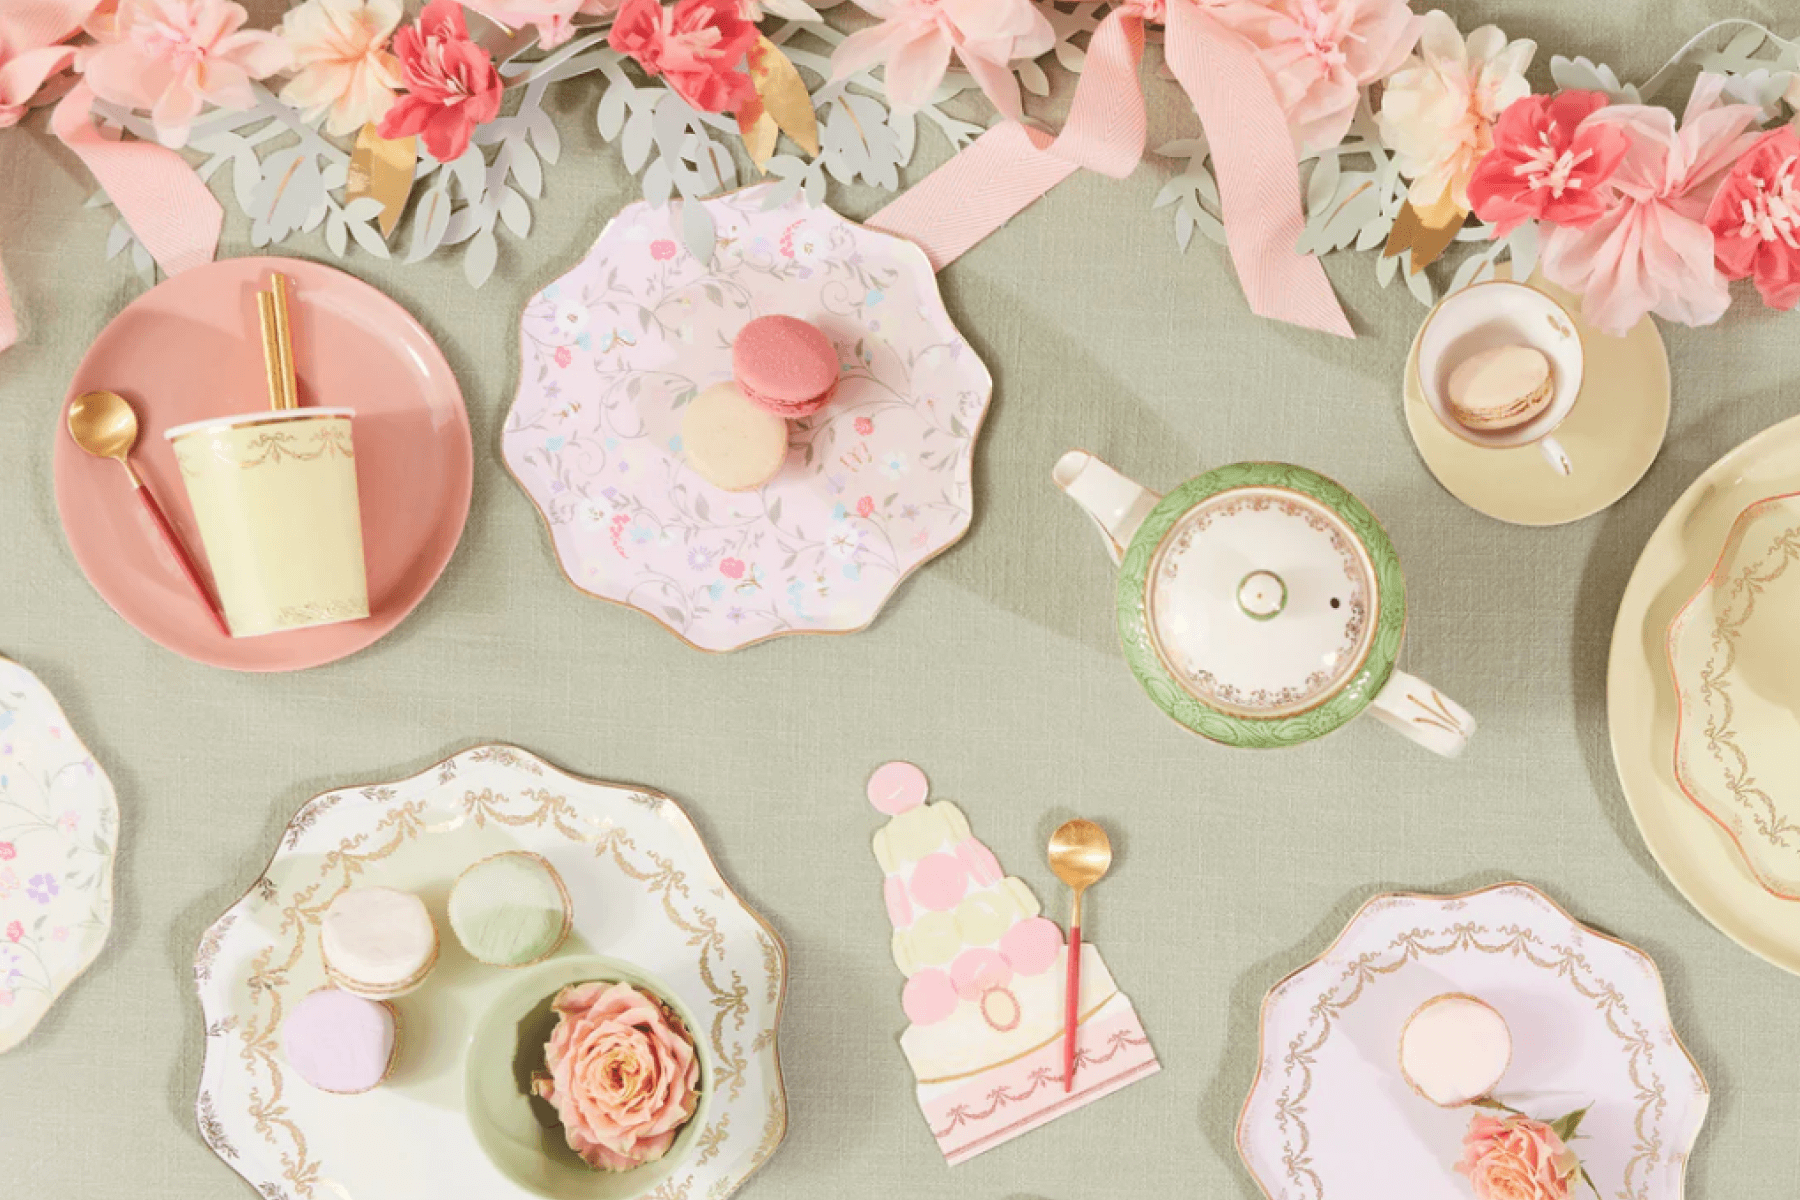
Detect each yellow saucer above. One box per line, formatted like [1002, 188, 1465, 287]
[1403, 274, 1670, 525]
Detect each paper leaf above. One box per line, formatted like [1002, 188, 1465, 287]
[739, 109, 780, 170]
[346, 124, 417, 239]
[1383, 186, 1466, 273]
[465, 226, 498, 288]
[746, 36, 819, 159]
[1507, 220, 1540, 281]
[680, 198, 716, 265]
[1404, 254, 1436, 306]
[406, 182, 454, 264]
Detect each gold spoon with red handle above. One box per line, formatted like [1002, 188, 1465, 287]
[1049, 818, 1113, 1094]
[67, 390, 231, 637]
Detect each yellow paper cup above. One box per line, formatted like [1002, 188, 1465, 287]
[164, 408, 369, 638]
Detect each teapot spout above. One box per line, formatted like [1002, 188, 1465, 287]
[1053, 451, 1162, 566]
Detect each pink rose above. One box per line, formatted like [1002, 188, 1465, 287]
[856, 495, 874, 518]
[0, 842, 13, 861]
[853, 416, 873, 435]
[1469, 91, 1632, 237]
[532, 980, 701, 1171]
[649, 239, 678, 261]
[609, 0, 756, 115]
[719, 557, 745, 579]
[377, 0, 502, 162]
[5, 921, 21, 943]
[1706, 125, 1800, 311]
[1457, 1114, 1580, 1200]
[554, 345, 573, 368]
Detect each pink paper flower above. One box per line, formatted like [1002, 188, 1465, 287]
[1210, 0, 1421, 154]
[1456, 1113, 1580, 1200]
[1705, 126, 1800, 311]
[0, 0, 91, 128]
[1376, 10, 1535, 208]
[829, 0, 1053, 120]
[460, 0, 622, 50]
[609, 0, 756, 115]
[377, 0, 502, 162]
[1540, 74, 1762, 335]
[82, 0, 291, 147]
[532, 980, 701, 1171]
[277, 0, 403, 137]
[1468, 91, 1631, 237]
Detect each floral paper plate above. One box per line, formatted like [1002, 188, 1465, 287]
[1237, 883, 1706, 1200]
[0, 656, 118, 1053]
[194, 745, 788, 1200]
[501, 184, 993, 652]
[1668, 491, 1800, 898]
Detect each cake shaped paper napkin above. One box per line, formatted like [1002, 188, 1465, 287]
[865, 762, 1158, 1165]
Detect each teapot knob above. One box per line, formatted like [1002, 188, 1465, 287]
[1237, 571, 1287, 621]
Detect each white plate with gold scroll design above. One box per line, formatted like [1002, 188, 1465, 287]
[1669, 492, 1800, 899]
[193, 745, 788, 1200]
[1237, 883, 1707, 1200]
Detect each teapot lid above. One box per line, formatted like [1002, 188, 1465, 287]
[1117, 463, 1406, 747]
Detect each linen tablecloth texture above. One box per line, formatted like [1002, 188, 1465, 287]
[2, 2, 1796, 1195]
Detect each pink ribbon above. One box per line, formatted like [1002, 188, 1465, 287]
[868, 0, 1352, 338]
[52, 82, 224, 278]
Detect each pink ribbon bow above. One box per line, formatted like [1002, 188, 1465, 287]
[867, 0, 1352, 338]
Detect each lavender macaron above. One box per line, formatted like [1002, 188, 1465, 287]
[731, 315, 839, 418]
[282, 987, 401, 1095]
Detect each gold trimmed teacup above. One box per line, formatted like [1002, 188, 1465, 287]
[165, 408, 368, 638]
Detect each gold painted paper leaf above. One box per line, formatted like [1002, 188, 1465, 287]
[346, 124, 418, 240]
[745, 36, 818, 160]
[1382, 185, 1465, 275]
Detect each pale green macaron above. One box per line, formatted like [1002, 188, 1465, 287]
[449, 851, 573, 968]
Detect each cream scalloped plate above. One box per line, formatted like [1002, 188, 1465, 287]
[1667, 492, 1800, 899]
[193, 745, 788, 1200]
[0, 656, 118, 1053]
[1237, 883, 1707, 1200]
[1609, 414, 1800, 973]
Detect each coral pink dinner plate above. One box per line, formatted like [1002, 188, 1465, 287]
[53, 257, 471, 671]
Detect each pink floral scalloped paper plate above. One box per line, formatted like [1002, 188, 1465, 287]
[501, 184, 993, 652]
[0, 656, 118, 1054]
[1237, 883, 1708, 1200]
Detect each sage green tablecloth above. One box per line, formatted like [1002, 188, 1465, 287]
[3, 2, 1799, 1195]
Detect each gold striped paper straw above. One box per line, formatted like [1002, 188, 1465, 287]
[257, 292, 285, 412]
[270, 273, 297, 409]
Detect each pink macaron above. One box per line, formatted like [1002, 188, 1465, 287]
[731, 315, 839, 418]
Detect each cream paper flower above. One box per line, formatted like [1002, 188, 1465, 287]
[1376, 10, 1536, 208]
[279, 0, 403, 137]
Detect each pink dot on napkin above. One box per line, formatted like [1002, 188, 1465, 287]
[909, 852, 969, 911]
[868, 761, 929, 814]
[902, 968, 958, 1025]
[1001, 917, 1063, 977]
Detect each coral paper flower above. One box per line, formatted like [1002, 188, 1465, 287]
[377, 0, 503, 162]
[829, 0, 1054, 120]
[0, 26, 77, 129]
[1376, 10, 1535, 209]
[460, 0, 622, 50]
[1540, 74, 1762, 335]
[532, 980, 701, 1171]
[82, 0, 291, 148]
[1468, 91, 1631, 237]
[278, 0, 403, 137]
[1705, 126, 1800, 311]
[1456, 1113, 1580, 1200]
[1212, 0, 1422, 154]
[609, 0, 757, 114]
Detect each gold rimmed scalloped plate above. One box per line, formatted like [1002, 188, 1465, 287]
[1609, 415, 1800, 974]
[1237, 883, 1707, 1200]
[193, 744, 788, 1199]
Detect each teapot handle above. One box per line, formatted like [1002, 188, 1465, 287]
[1365, 671, 1475, 758]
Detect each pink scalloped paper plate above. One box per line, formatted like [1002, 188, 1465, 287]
[501, 184, 994, 652]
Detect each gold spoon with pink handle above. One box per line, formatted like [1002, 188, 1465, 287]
[67, 390, 231, 637]
[1049, 818, 1112, 1094]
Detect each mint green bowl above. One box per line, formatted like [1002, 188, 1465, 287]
[464, 955, 712, 1200]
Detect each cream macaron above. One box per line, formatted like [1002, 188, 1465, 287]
[320, 886, 439, 1000]
[1399, 993, 1513, 1107]
[682, 382, 789, 492]
[1446, 344, 1554, 431]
